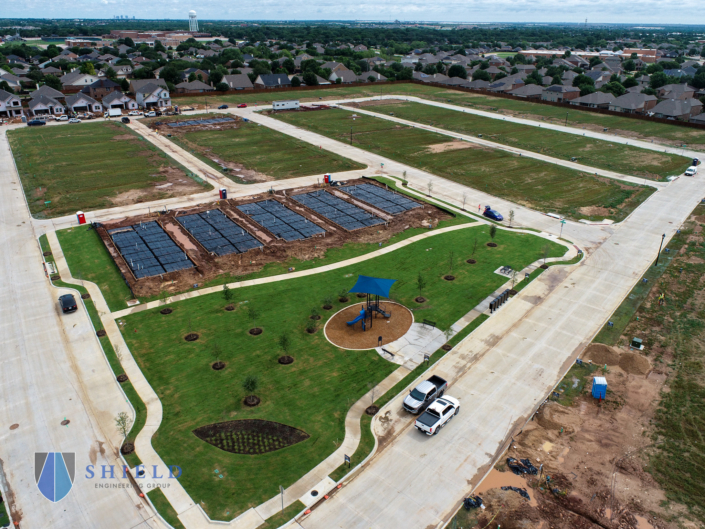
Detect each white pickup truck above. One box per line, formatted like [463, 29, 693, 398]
[414, 396, 460, 435]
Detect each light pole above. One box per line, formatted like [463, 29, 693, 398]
[654, 233, 666, 266]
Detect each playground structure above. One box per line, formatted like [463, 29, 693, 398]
[346, 275, 396, 331]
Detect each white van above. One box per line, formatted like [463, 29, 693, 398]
[685, 166, 698, 176]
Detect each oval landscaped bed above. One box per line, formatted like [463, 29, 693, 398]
[224, 304, 235, 311]
[466, 259, 477, 264]
[193, 419, 309, 455]
[184, 333, 200, 342]
[212, 361, 226, 371]
[96, 329, 106, 337]
[365, 405, 380, 416]
[442, 344, 452, 352]
[487, 242, 498, 247]
[160, 308, 173, 315]
[415, 296, 426, 303]
[81, 293, 91, 300]
[117, 374, 128, 383]
[278, 355, 294, 365]
[243, 395, 261, 407]
[121, 443, 135, 455]
[249, 328, 263, 336]
[443, 275, 455, 281]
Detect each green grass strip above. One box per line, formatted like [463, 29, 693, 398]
[147, 488, 186, 529]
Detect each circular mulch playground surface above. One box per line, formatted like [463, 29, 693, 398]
[324, 302, 413, 350]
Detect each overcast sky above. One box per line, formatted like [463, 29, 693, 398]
[3, 0, 703, 25]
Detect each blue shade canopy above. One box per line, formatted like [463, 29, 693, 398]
[348, 275, 397, 298]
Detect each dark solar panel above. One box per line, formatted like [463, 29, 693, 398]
[236, 200, 325, 241]
[176, 209, 261, 256]
[111, 222, 194, 278]
[338, 184, 421, 215]
[167, 117, 235, 128]
[291, 191, 384, 231]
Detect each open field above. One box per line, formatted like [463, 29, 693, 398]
[120, 226, 564, 519]
[177, 83, 705, 147]
[150, 115, 364, 182]
[271, 108, 655, 221]
[8, 121, 211, 218]
[356, 100, 691, 179]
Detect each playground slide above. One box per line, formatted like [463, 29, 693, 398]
[347, 313, 365, 326]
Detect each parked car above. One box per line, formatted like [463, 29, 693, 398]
[83, 114, 94, 120]
[414, 397, 460, 436]
[27, 119, 46, 127]
[685, 166, 698, 177]
[145, 111, 156, 117]
[403, 375, 448, 414]
[218, 104, 229, 109]
[121, 117, 130, 124]
[483, 206, 504, 221]
[59, 294, 78, 314]
[237, 103, 247, 108]
[56, 115, 68, 121]
[155, 110, 162, 117]
[128, 110, 142, 116]
[69, 118, 81, 123]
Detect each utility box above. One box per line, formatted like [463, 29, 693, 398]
[76, 211, 86, 225]
[630, 337, 643, 350]
[592, 377, 607, 400]
[272, 100, 300, 111]
[219, 188, 227, 199]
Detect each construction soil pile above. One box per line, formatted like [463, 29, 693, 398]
[618, 351, 652, 375]
[583, 343, 621, 365]
[324, 302, 412, 349]
[97, 179, 452, 299]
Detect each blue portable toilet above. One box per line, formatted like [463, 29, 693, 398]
[592, 376, 607, 400]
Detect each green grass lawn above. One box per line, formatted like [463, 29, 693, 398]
[147, 489, 186, 529]
[120, 226, 564, 519]
[176, 83, 705, 147]
[359, 101, 690, 180]
[56, 227, 134, 312]
[271, 108, 654, 221]
[8, 121, 210, 218]
[166, 118, 365, 182]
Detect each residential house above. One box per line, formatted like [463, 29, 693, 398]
[507, 84, 544, 99]
[117, 44, 131, 55]
[0, 73, 23, 91]
[175, 80, 213, 93]
[110, 65, 133, 78]
[40, 66, 63, 76]
[485, 66, 503, 80]
[65, 93, 102, 114]
[60, 71, 100, 87]
[33, 85, 66, 100]
[329, 70, 358, 84]
[608, 92, 658, 114]
[418, 73, 450, 84]
[0, 89, 22, 118]
[488, 75, 525, 93]
[689, 113, 705, 124]
[657, 84, 696, 100]
[134, 83, 171, 109]
[254, 73, 292, 89]
[80, 78, 121, 99]
[353, 45, 368, 52]
[358, 72, 387, 82]
[180, 68, 209, 83]
[651, 98, 703, 120]
[101, 91, 138, 110]
[222, 74, 254, 90]
[569, 91, 616, 109]
[28, 94, 65, 116]
[541, 85, 580, 102]
[321, 62, 350, 75]
[515, 64, 536, 74]
[129, 78, 168, 94]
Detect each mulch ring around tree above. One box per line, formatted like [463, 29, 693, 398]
[415, 296, 426, 303]
[306, 326, 318, 334]
[338, 297, 349, 303]
[212, 361, 226, 371]
[278, 356, 294, 365]
[356, 293, 366, 298]
[117, 374, 129, 383]
[50, 275, 61, 281]
[365, 405, 380, 416]
[96, 329, 106, 337]
[249, 328, 263, 336]
[466, 259, 477, 264]
[43, 251, 52, 257]
[487, 242, 498, 247]
[310, 314, 321, 320]
[243, 395, 261, 407]
[325, 302, 413, 350]
[443, 275, 455, 281]
[184, 333, 199, 342]
[540, 264, 549, 269]
[121, 443, 135, 455]
[224, 304, 235, 311]
[322, 304, 333, 310]
[81, 293, 91, 299]
[508, 289, 518, 296]
[442, 344, 452, 351]
[193, 419, 309, 455]
[160, 308, 173, 315]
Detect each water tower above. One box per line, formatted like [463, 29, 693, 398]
[188, 10, 198, 32]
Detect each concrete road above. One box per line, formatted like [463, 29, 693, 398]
[297, 159, 705, 528]
[0, 130, 166, 528]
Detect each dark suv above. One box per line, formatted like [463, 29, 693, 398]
[27, 119, 46, 127]
[59, 294, 78, 313]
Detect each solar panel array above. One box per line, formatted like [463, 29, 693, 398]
[339, 184, 421, 215]
[291, 191, 385, 231]
[176, 209, 261, 256]
[109, 222, 193, 279]
[167, 117, 235, 128]
[237, 200, 325, 241]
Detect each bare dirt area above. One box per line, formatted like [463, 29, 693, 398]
[578, 206, 614, 218]
[324, 302, 413, 349]
[346, 99, 407, 108]
[110, 165, 203, 206]
[425, 140, 481, 154]
[459, 359, 689, 529]
[97, 179, 452, 299]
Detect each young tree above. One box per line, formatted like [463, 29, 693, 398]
[448, 250, 454, 274]
[279, 334, 291, 354]
[509, 210, 515, 227]
[242, 375, 259, 394]
[416, 273, 426, 298]
[212, 342, 221, 364]
[115, 412, 132, 438]
[489, 224, 497, 240]
[426, 179, 433, 196]
[461, 192, 468, 211]
[472, 237, 478, 256]
[511, 270, 518, 289]
[223, 283, 234, 302]
[542, 243, 551, 264]
[247, 305, 259, 327]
